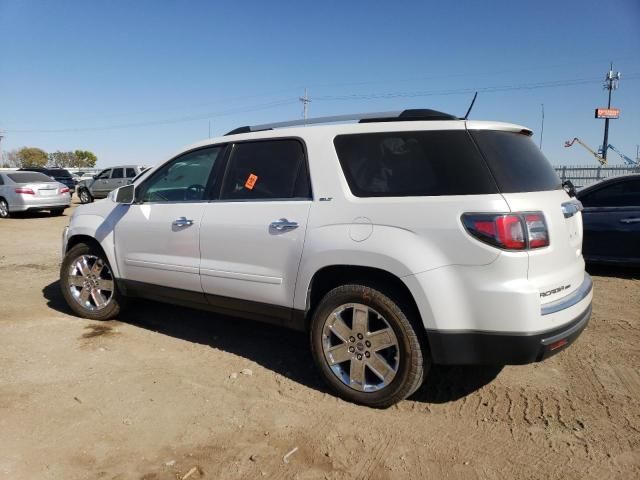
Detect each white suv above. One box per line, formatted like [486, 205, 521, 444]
[60, 109, 592, 408]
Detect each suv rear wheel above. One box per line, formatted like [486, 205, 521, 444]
[60, 243, 123, 320]
[310, 284, 427, 408]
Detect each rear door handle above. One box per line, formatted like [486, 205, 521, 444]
[270, 218, 299, 231]
[173, 217, 194, 227]
[620, 218, 640, 224]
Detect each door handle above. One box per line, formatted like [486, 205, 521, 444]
[270, 218, 299, 231]
[173, 217, 194, 227]
[620, 218, 640, 224]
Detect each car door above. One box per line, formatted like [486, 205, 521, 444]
[91, 169, 112, 197]
[579, 177, 640, 263]
[114, 146, 225, 299]
[199, 139, 312, 319]
[109, 168, 127, 191]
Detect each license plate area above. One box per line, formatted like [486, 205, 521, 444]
[39, 188, 57, 196]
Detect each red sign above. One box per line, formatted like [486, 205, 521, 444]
[595, 108, 620, 119]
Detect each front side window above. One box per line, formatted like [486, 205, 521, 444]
[220, 139, 310, 200]
[140, 147, 222, 202]
[96, 169, 112, 180]
[334, 131, 497, 197]
[580, 179, 640, 208]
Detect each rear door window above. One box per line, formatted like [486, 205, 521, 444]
[111, 168, 124, 179]
[125, 168, 137, 178]
[470, 130, 561, 193]
[334, 130, 497, 197]
[220, 139, 311, 200]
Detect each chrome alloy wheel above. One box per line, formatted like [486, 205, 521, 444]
[322, 303, 400, 392]
[0, 200, 8, 218]
[67, 255, 114, 311]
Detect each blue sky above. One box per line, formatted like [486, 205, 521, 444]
[1, 0, 639, 167]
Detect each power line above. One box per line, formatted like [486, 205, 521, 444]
[5, 74, 639, 134]
[314, 75, 640, 101]
[5, 98, 298, 133]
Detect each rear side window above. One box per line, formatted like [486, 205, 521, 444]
[125, 168, 137, 178]
[8, 172, 54, 183]
[334, 131, 498, 197]
[221, 139, 311, 200]
[470, 130, 561, 193]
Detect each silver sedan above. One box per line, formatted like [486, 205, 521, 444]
[0, 171, 71, 218]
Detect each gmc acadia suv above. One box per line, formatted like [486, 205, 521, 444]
[60, 109, 592, 408]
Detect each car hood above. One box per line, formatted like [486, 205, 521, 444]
[71, 197, 116, 219]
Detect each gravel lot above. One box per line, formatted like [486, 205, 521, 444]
[1, 201, 639, 479]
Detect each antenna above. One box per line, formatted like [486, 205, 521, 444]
[463, 92, 478, 120]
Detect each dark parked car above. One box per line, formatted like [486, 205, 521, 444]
[18, 167, 76, 190]
[577, 174, 640, 266]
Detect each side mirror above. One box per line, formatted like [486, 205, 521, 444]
[115, 184, 135, 204]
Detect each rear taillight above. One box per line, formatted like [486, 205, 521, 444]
[15, 187, 35, 195]
[59, 187, 70, 194]
[462, 212, 548, 250]
[524, 213, 549, 248]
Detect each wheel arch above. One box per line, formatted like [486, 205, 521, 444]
[65, 232, 120, 278]
[303, 264, 427, 338]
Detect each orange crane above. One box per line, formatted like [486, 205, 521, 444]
[564, 138, 606, 165]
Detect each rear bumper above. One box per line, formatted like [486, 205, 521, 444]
[426, 273, 593, 365]
[428, 303, 591, 365]
[12, 197, 70, 211]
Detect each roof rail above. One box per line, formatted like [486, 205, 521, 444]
[224, 109, 458, 135]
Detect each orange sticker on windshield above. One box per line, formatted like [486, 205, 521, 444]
[245, 173, 258, 190]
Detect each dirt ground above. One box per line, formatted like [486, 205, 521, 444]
[0, 201, 639, 480]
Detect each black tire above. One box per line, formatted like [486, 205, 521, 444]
[310, 284, 427, 408]
[79, 189, 93, 204]
[0, 198, 9, 218]
[50, 208, 65, 216]
[60, 243, 124, 320]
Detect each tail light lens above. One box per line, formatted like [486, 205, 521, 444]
[59, 187, 70, 194]
[15, 187, 35, 195]
[462, 212, 548, 250]
[524, 214, 549, 248]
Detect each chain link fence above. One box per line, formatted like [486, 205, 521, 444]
[554, 165, 640, 188]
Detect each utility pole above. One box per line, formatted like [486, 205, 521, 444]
[0, 132, 4, 166]
[601, 63, 621, 162]
[299, 88, 311, 122]
[539, 104, 545, 150]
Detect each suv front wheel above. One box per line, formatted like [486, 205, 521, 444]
[79, 188, 93, 204]
[60, 243, 123, 320]
[310, 284, 427, 408]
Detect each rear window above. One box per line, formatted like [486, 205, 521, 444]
[48, 169, 72, 177]
[334, 130, 498, 197]
[470, 130, 561, 193]
[8, 172, 54, 183]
